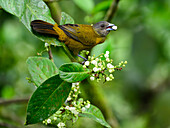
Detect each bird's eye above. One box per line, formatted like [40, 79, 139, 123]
[100, 24, 105, 28]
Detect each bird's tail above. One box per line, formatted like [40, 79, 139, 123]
[30, 20, 58, 36]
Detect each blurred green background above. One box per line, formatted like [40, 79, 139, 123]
[0, 0, 170, 128]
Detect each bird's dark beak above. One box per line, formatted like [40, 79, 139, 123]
[106, 23, 117, 31]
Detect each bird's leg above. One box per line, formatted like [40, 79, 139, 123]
[78, 54, 87, 62]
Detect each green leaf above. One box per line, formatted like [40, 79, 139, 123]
[27, 57, 58, 86]
[92, 0, 112, 14]
[79, 105, 111, 128]
[59, 62, 91, 83]
[26, 75, 72, 125]
[60, 12, 74, 25]
[73, 0, 94, 14]
[0, 0, 74, 46]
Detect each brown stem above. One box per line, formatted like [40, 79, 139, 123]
[43, 0, 61, 24]
[104, 0, 120, 22]
[0, 98, 29, 106]
[47, 46, 54, 62]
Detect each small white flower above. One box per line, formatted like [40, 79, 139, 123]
[95, 58, 99, 61]
[84, 61, 90, 66]
[69, 107, 75, 111]
[91, 60, 97, 65]
[57, 122, 65, 127]
[65, 106, 69, 110]
[106, 77, 110, 81]
[106, 51, 110, 55]
[73, 94, 77, 97]
[91, 56, 94, 60]
[45, 43, 49, 47]
[107, 63, 114, 69]
[109, 74, 114, 79]
[104, 54, 109, 58]
[74, 89, 77, 92]
[69, 107, 79, 115]
[67, 96, 72, 101]
[54, 117, 57, 120]
[83, 65, 86, 68]
[106, 58, 110, 62]
[98, 62, 102, 66]
[47, 119, 51, 124]
[85, 103, 90, 108]
[72, 83, 76, 88]
[90, 76, 95, 81]
[106, 77, 111, 81]
[109, 69, 113, 73]
[98, 68, 102, 71]
[75, 82, 79, 85]
[93, 67, 98, 72]
[72, 101, 76, 105]
[82, 107, 86, 112]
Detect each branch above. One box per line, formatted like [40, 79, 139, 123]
[61, 43, 77, 62]
[0, 98, 29, 106]
[47, 46, 54, 62]
[43, 0, 61, 24]
[104, 0, 120, 22]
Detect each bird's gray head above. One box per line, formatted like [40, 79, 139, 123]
[93, 21, 117, 37]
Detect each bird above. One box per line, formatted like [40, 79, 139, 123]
[30, 20, 117, 60]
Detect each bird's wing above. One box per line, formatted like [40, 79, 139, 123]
[58, 24, 97, 46]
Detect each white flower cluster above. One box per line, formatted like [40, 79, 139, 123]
[43, 82, 90, 127]
[83, 51, 127, 82]
[57, 122, 65, 128]
[64, 82, 90, 116]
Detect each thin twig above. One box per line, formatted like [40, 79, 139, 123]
[47, 46, 54, 62]
[43, 0, 61, 24]
[0, 98, 29, 106]
[104, 0, 120, 22]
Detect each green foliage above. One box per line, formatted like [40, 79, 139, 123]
[73, 0, 94, 14]
[59, 62, 91, 83]
[1, 0, 169, 127]
[0, 0, 110, 126]
[60, 12, 74, 25]
[26, 75, 72, 125]
[80, 105, 111, 128]
[25, 56, 111, 126]
[27, 57, 59, 86]
[0, 0, 74, 46]
[92, 0, 112, 14]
